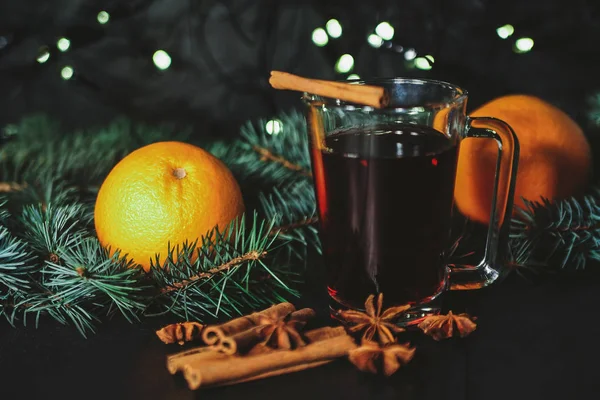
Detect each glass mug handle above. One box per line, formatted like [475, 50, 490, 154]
[448, 116, 520, 290]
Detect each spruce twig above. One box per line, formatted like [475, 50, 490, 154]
[510, 191, 600, 271]
[160, 250, 268, 293]
[0, 226, 36, 292]
[149, 213, 301, 321]
[252, 145, 313, 177]
[224, 111, 312, 191]
[259, 181, 321, 264]
[43, 237, 148, 322]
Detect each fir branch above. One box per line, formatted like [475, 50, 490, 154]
[252, 145, 312, 177]
[272, 217, 319, 235]
[0, 114, 195, 195]
[160, 250, 268, 293]
[0, 197, 9, 222]
[9, 288, 99, 337]
[510, 191, 600, 271]
[224, 111, 312, 190]
[0, 226, 36, 292]
[259, 180, 321, 264]
[588, 93, 600, 126]
[43, 237, 148, 322]
[0, 182, 26, 193]
[149, 213, 300, 321]
[18, 203, 93, 256]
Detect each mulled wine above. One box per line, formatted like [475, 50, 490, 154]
[314, 123, 459, 309]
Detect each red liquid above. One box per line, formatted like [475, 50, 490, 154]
[314, 123, 459, 309]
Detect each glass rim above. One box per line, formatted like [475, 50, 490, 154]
[301, 77, 468, 112]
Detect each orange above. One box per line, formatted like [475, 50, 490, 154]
[455, 95, 592, 224]
[94, 141, 245, 271]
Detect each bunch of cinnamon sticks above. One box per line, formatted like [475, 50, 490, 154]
[158, 303, 357, 390]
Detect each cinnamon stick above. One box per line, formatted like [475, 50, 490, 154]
[166, 346, 227, 374]
[244, 326, 348, 356]
[168, 325, 353, 389]
[181, 331, 357, 390]
[218, 308, 317, 355]
[269, 71, 389, 109]
[287, 308, 317, 323]
[201, 302, 296, 345]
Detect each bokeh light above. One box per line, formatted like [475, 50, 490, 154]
[153, 50, 172, 70]
[57, 37, 70, 52]
[266, 119, 283, 135]
[404, 48, 417, 61]
[37, 46, 50, 63]
[414, 57, 432, 70]
[335, 54, 354, 73]
[514, 37, 534, 53]
[367, 34, 383, 48]
[61, 66, 74, 80]
[375, 22, 394, 41]
[97, 11, 110, 24]
[312, 28, 328, 47]
[496, 24, 515, 39]
[326, 19, 342, 38]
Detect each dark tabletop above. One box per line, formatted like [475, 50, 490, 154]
[1, 273, 599, 400]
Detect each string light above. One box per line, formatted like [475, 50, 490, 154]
[266, 119, 282, 135]
[347, 74, 360, 80]
[326, 19, 342, 38]
[61, 66, 74, 80]
[153, 50, 172, 70]
[367, 34, 383, 48]
[404, 48, 417, 61]
[37, 46, 50, 63]
[312, 28, 328, 47]
[425, 55, 435, 64]
[335, 54, 354, 73]
[57, 37, 70, 52]
[514, 37, 534, 53]
[496, 24, 514, 39]
[97, 11, 110, 24]
[414, 57, 432, 70]
[375, 22, 394, 41]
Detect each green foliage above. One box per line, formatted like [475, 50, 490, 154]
[149, 213, 300, 321]
[259, 181, 320, 265]
[1, 99, 599, 336]
[0, 226, 35, 292]
[0, 112, 312, 336]
[222, 111, 312, 196]
[510, 192, 600, 272]
[588, 93, 600, 126]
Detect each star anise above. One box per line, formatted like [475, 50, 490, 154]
[417, 311, 477, 341]
[348, 339, 415, 376]
[155, 321, 204, 345]
[256, 310, 314, 350]
[337, 293, 410, 345]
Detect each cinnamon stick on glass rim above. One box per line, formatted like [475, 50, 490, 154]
[269, 71, 389, 109]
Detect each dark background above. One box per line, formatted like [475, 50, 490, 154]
[1, 0, 599, 139]
[2, 1, 600, 399]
